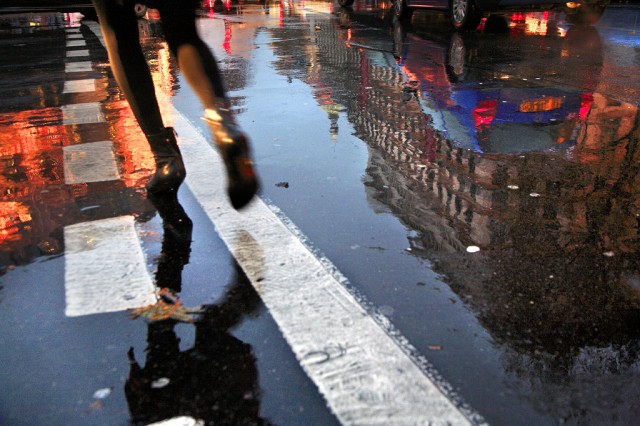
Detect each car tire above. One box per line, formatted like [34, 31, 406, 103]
[337, 0, 355, 7]
[134, 4, 148, 18]
[450, 0, 482, 31]
[394, 0, 414, 20]
[446, 32, 467, 82]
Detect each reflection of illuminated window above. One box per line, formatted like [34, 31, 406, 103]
[524, 12, 549, 36]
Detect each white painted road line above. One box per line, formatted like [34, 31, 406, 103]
[172, 108, 483, 425]
[65, 61, 93, 73]
[64, 216, 156, 317]
[67, 49, 89, 58]
[63, 78, 96, 94]
[66, 40, 86, 48]
[148, 416, 202, 426]
[61, 102, 105, 125]
[63, 141, 120, 184]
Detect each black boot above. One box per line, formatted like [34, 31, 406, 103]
[203, 102, 259, 210]
[146, 127, 186, 194]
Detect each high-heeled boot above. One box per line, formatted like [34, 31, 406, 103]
[146, 127, 186, 194]
[203, 101, 259, 210]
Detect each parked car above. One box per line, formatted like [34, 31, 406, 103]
[134, 3, 148, 17]
[337, 0, 609, 30]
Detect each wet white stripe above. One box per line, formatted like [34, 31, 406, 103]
[61, 102, 105, 125]
[148, 417, 203, 426]
[65, 61, 92, 73]
[172, 109, 478, 425]
[66, 34, 84, 40]
[66, 40, 86, 47]
[64, 216, 156, 317]
[63, 141, 120, 184]
[67, 49, 90, 58]
[63, 78, 96, 94]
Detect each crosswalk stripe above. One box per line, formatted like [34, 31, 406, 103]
[63, 78, 96, 94]
[66, 40, 86, 48]
[172, 108, 482, 425]
[61, 102, 105, 125]
[64, 216, 156, 317]
[65, 61, 93, 73]
[67, 49, 90, 58]
[63, 141, 120, 184]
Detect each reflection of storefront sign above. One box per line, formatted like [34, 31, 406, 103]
[519, 96, 563, 113]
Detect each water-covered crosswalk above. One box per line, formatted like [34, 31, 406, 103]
[57, 18, 482, 426]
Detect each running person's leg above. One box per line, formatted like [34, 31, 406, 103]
[154, 0, 225, 108]
[91, 0, 185, 194]
[91, 0, 164, 133]
[156, 0, 259, 209]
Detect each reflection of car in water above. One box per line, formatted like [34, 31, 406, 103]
[345, 0, 609, 30]
[134, 3, 148, 17]
[393, 14, 603, 153]
[402, 0, 608, 30]
[337, 0, 609, 30]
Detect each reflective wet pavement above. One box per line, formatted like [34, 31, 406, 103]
[1, 2, 640, 425]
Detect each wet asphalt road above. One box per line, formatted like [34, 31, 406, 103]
[1, 2, 640, 425]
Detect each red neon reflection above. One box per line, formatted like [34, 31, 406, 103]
[473, 99, 498, 128]
[579, 93, 594, 121]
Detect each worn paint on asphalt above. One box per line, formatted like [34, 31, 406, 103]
[63, 141, 120, 184]
[65, 61, 93, 73]
[64, 216, 156, 317]
[61, 102, 105, 125]
[63, 78, 96, 94]
[66, 40, 86, 48]
[66, 49, 89, 58]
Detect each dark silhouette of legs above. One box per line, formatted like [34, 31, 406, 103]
[92, 0, 258, 206]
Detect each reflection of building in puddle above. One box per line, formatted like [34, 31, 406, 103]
[266, 11, 640, 419]
[358, 63, 640, 416]
[269, 10, 360, 138]
[360, 91, 640, 421]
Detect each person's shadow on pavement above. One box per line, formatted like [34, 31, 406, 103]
[126, 193, 271, 425]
